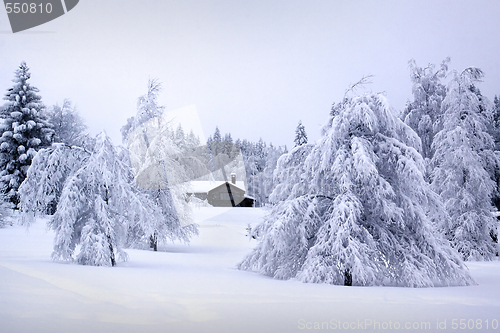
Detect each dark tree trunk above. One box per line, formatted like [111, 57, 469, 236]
[150, 233, 158, 251]
[107, 234, 116, 266]
[344, 269, 352, 286]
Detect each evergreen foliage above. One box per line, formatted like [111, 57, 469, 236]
[294, 121, 308, 147]
[0, 62, 53, 205]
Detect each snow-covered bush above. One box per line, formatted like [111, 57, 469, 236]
[239, 92, 474, 287]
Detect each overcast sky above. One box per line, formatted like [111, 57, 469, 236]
[1, 0, 500, 147]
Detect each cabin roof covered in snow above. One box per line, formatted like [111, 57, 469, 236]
[188, 181, 246, 194]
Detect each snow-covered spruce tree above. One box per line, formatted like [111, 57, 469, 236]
[18, 143, 88, 220]
[402, 58, 449, 161]
[174, 124, 186, 151]
[0, 62, 53, 206]
[431, 68, 499, 261]
[239, 92, 474, 287]
[492, 95, 500, 150]
[294, 120, 308, 147]
[49, 132, 160, 266]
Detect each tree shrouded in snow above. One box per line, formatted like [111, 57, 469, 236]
[18, 143, 88, 218]
[121, 79, 164, 144]
[19, 128, 196, 264]
[268, 143, 312, 205]
[213, 126, 222, 143]
[431, 67, 499, 261]
[0, 61, 53, 206]
[45, 132, 166, 266]
[402, 58, 449, 161]
[123, 79, 197, 251]
[127, 117, 198, 250]
[239, 92, 474, 287]
[294, 121, 308, 148]
[0, 192, 12, 227]
[46, 99, 89, 147]
[492, 95, 500, 150]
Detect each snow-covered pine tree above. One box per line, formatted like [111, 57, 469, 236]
[46, 99, 88, 147]
[50, 132, 158, 266]
[223, 133, 233, 144]
[187, 130, 201, 148]
[208, 126, 223, 157]
[213, 126, 222, 143]
[0, 61, 53, 206]
[402, 58, 449, 160]
[174, 124, 186, 151]
[240, 92, 474, 287]
[294, 120, 308, 147]
[493, 96, 500, 148]
[431, 68, 499, 261]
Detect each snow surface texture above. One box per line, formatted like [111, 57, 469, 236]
[0, 207, 499, 333]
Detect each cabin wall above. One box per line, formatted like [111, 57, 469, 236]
[208, 186, 245, 207]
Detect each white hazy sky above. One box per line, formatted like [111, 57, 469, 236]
[1, 0, 500, 148]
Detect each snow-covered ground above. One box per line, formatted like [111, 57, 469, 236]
[0, 207, 499, 333]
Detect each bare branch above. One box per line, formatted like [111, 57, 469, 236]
[344, 74, 374, 99]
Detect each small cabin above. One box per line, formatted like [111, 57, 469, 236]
[187, 174, 254, 207]
[207, 182, 245, 207]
